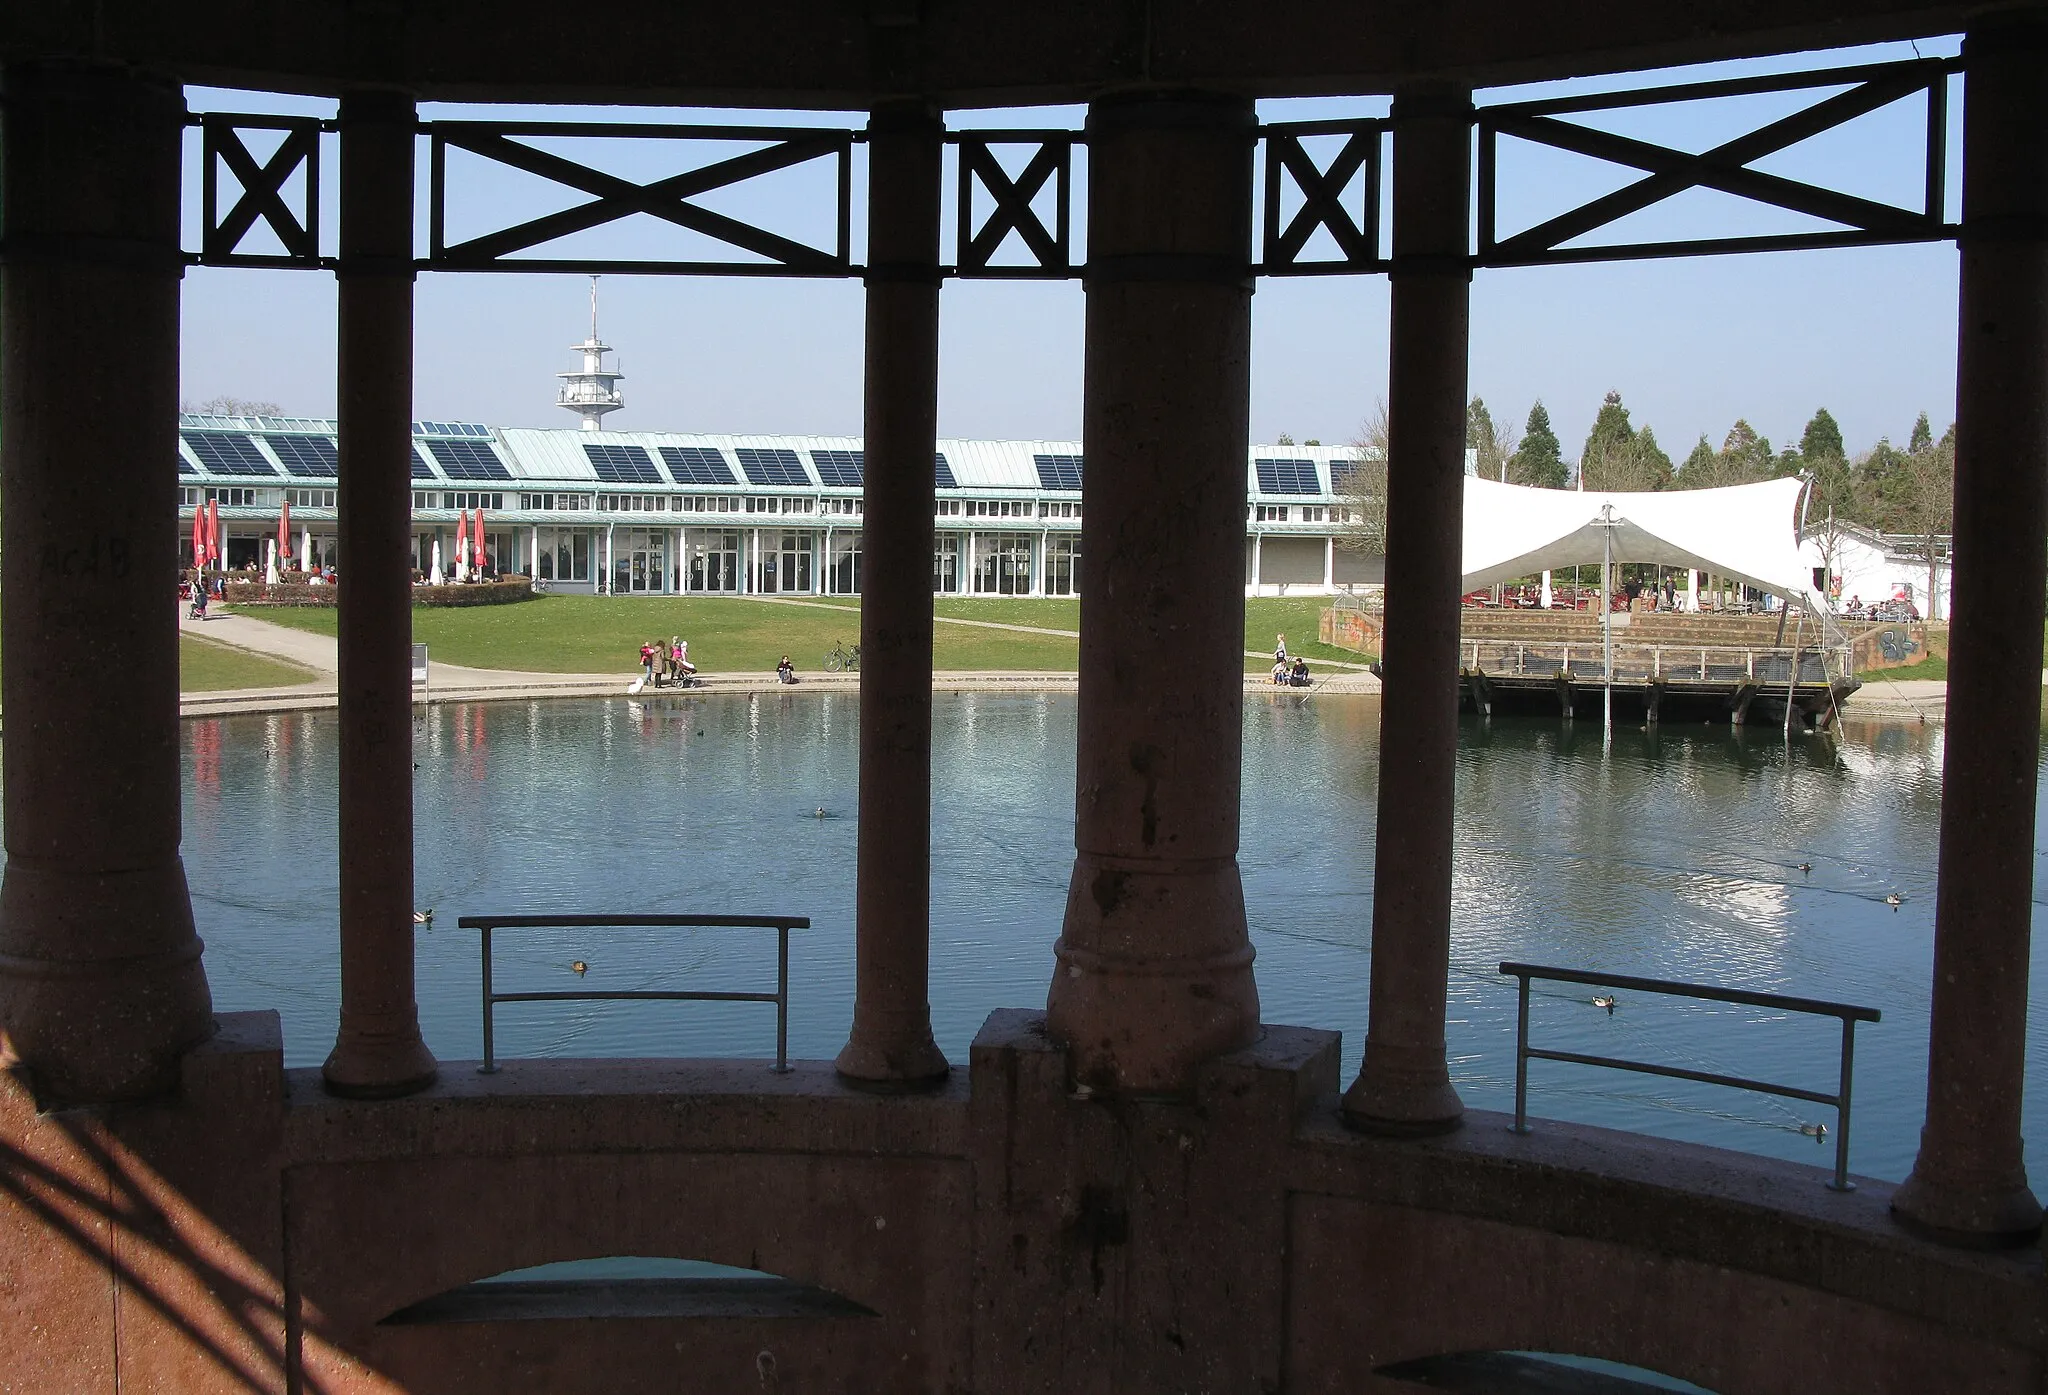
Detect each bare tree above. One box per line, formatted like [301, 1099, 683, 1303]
[182, 395, 284, 418]
[1333, 400, 1389, 557]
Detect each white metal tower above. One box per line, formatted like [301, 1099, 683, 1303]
[556, 275, 624, 430]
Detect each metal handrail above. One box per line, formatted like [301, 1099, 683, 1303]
[1499, 961, 1880, 1191]
[459, 913, 809, 1074]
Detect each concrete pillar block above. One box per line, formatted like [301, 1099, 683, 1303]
[970, 1009, 1339, 1394]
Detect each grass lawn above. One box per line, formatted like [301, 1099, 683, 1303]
[179, 634, 318, 691]
[243, 594, 1374, 677]
[245, 597, 1081, 674]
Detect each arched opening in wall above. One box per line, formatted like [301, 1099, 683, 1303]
[378, 1256, 877, 1326]
[1376, 1349, 1715, 1393]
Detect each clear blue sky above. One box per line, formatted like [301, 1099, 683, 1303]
[179, 36, 1962, 461]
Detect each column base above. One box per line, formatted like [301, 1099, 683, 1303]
[835, 1022, 951, 1093]
[1341, 1040, 1464, 1136]
[1044, 854, 1261, 1096]
[1891, 1166, 2043, 1249]
[322, 1029, 438, 1099]
[0, 860, 215, 1105]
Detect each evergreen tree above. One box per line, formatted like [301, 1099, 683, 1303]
[1578, 391, 1670, 490]
[1678, 434, 1716, 482]
[1466, 396, 1517, 480]
[1715, 419, 1775, 483]
[1635, 427, 1674, 489]
[1580, 389, 1634, 466]
[1466, 397, 1494, 449]
[1510, 400, 1568, 488]
[1799, 408, 1845, 464]
[1908, 411, 1933, 455]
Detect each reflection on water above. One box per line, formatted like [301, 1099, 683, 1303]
[173, 694, 2046, 1184]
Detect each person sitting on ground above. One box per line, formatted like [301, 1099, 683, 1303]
[1290, 656, 1311, 687]
[1271, 658, 1289, 685]
[777, 655, 798, 685]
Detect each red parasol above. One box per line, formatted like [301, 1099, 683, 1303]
[191, 504, 205, 571]
[473, 506, 486, 573]
[206, 499, 221, 566]
[453, 509, 468, 574]
[278, 496, 291, 567]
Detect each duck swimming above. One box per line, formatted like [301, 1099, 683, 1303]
[1591, 995, 1617, 1014]
[571, 960, 588, 975]
[1799, 1121, 1829, 1139]
[1798, 863, 1813, 874]
[1885, 893, 1903, 908]
[412, 909, 434, 925]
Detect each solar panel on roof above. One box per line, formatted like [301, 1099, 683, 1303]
[411, 447, 437, 480]
[811, 449, 864, 488]
[1255, 458, 1320, 495]
[266, 435, 340, 479]
[583, 442, 663, 485]
[178, 457, 196, 475]
[427, 438, 511, 481]
[735, 447, 810, 486]
[182, 431, 279, 478]
[1328, 458, 1374, 491]
[934, 453, 957, 489]
[659, 446, 736, 486]
[1034, 454, 1083, 490]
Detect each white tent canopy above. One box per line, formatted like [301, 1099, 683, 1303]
[1461, 475, 1816, 601]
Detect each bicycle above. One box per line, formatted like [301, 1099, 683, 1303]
[823, 641, 861, 673]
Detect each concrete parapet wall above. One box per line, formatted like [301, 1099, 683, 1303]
[5, 1009, 2042, 1393]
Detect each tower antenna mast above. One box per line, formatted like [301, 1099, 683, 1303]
[557, 274, 624, 431]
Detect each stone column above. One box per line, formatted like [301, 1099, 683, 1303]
[837, 105, 950, 1087]
[323, 89, 437, 1098]
[1045, 91, 1259, 1095]
[1892, 25, 2047, 1245]
[1343, 84, 1473, 1134]
[0, 63, 214, 1104]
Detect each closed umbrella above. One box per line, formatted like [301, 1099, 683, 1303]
[206, 499, 221, 567]
[190, 506, 205, 574]
[473, 507, 487, 577]
[264, 537, 280, 586]
[301, 526, 313, 574]
[277, 496, 291, 571]
[430, 536, 444, 586]
[453, 510, 469, 582]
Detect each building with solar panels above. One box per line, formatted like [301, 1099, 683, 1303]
[178, 415, 1426, 597]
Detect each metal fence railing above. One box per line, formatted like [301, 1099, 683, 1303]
[1499, 961, 1880, 1191]
[459, 913, 808, 1074]
[1461, 640, 1850, 684]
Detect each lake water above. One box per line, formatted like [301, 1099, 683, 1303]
[177, 692, 2048, 1184]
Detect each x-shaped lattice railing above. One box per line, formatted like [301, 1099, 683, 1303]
[200, 115, 324, 267]
[427, 122, 853, 275]
[1260, 120, 1384, 275]
[1478, 58, 1956, 266]
[182, 55, 1962, 279]
[955, 134, 1073, 278]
